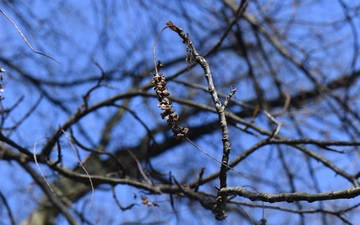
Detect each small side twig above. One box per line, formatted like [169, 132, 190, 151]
[111, 186, 137, 211]
[264, 110, 282, 138]
[7, 95, 42, 136]
[53, 140, 62, 165]
[272, 93, 291, 116]
[250, 105, 260, 123]
[81, 58, 109, 109]
[194, 167, 205, 192]
[223, 85, 237, 109]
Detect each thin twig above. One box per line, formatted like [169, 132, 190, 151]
[20, 159, 77, 225]
[61, 129, 94, 209]
[125, 148, 150, 183]
[186, 137, 249, 179]
[32, 137, 78, 225]
[0, 191, 16, 225]
[194, 167, 205, 192]
[33, 137, 56, 194]
[0, 10, 60, 64]
[111, 186, 137, 211]
[153, 27, 168, 75]
[264, 110, 282, 138]
[223, 85, 237, 109]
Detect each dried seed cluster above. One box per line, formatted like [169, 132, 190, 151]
[153, 67, 188, 140]
[0, 66, 4, 100]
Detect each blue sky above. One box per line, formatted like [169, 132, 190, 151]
[1, 1, 360, 224]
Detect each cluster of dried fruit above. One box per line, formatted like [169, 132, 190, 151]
[0, 67, 4, 100]
[153, 62, 188, 140]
